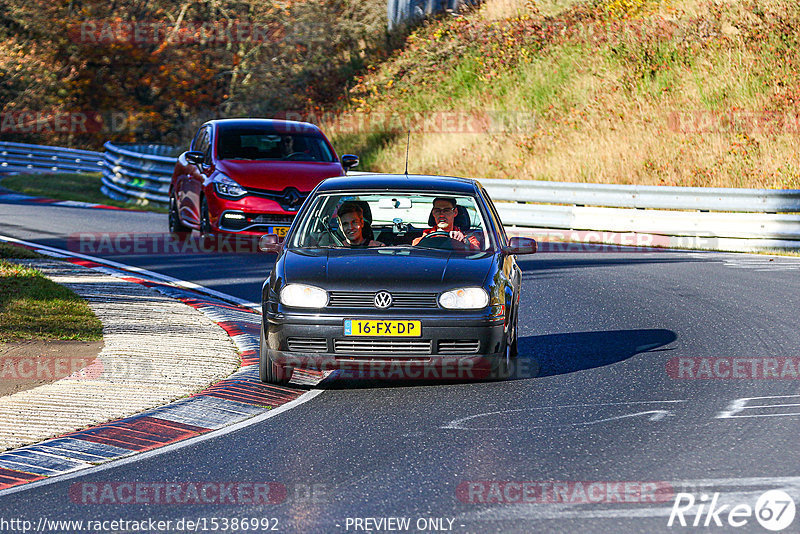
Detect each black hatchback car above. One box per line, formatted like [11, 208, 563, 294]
[258, 174, 537, 384]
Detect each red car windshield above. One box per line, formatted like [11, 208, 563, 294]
[217, 127, 335, 162]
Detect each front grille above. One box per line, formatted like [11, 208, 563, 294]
[438, 339, 480, 354]
[328, 291, 439, 309]
[251, 214, 294, 224]
[334, 339, 432, 354]
[219, 212, 294, 232]
[287, 338, 328, 352]
[244, 187, 308, 211]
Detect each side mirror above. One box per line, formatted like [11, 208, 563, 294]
[258, 234, 282, 254]
[503, 237, 537, 255]
[341, 154, 359, 172]
[185, 151, 205, 165]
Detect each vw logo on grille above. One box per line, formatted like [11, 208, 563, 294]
[374, 291, 393, 309]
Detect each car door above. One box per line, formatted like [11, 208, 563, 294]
[480, 186, 522, 329]
[184, 125, 212, 225]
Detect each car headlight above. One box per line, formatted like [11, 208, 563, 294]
[280, 284, 328, 308]
[212, 173, 247, 198]
[439, 287, 489, 310]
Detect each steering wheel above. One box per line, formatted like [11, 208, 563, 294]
[283, 152, 312, 161]
[314, 216, 344, 247]
[415, 230, 468, 250]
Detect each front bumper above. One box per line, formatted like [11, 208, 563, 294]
[264, 310, 507, 377]
[206, 193, 297, 236]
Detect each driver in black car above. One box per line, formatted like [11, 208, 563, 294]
[412, 197, 480, 249]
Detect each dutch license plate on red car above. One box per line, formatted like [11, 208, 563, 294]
[344, 319, 421, 337]
[268, 226, 289, 237]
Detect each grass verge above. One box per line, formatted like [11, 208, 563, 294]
[0, 244, 103, 343]
[0, 172, 167, 213]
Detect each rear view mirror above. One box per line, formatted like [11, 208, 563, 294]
[377, 197, 413, 209]
[258, 234, 282, 254]
[341, 154, 359, 172]
[503, 237, 537, 255]
[185, 151, 205, 165]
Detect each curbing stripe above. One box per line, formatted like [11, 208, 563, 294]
[145, 397, 266, 430]
[0, 468, 44, 487]
[76, 416, 211, 452]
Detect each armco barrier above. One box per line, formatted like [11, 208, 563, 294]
[2, 141, 800, 250]
[100, 142, 175, 206]
[0, 141, 103, 174]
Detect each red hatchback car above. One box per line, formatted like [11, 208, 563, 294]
[169, 118, 358, 237]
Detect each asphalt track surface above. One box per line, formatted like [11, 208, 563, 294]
[2, 195, 800, 533]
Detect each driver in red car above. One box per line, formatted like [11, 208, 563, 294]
[412, 197, 480, 249]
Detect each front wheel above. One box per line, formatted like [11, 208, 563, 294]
[260, 326, 293, 385]
[200, 196, 213, 236]
[491, 308, 518, 380]
[169, 195, 191, 234]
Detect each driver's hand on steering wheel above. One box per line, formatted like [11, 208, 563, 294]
[448, 230, 466, 242]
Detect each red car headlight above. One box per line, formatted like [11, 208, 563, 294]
[212, 173, 247, 199]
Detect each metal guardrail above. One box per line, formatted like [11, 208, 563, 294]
[388, 0, 480, 30]
[482, 179, 800, 213]
[2, 141, 800, 250]
[0, 141, 103, 174]
[481, 181, 800, 242]
[100, 142, 176, 206]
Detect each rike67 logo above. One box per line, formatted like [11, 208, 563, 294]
[668, 490, 796, 531]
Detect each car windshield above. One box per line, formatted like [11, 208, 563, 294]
[289, 192, 495, 252]
[216, 127, 335, 162]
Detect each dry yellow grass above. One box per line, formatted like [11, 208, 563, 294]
[332, 0, 800, 189]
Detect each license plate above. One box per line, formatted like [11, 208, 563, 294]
[344, 319, 421, 337]
[269, 226, 289, 237]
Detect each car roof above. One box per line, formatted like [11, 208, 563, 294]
[315, 174, 481, 195]
[205, 118, 323, 135]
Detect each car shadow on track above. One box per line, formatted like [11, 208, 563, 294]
[306, 329, 676, 389]
[521, 328, 677, 378]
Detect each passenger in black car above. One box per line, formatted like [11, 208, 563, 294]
[337, 202, 384, 248]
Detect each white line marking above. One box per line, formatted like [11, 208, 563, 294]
[717, 394, 800, 419]
[0, 234, 262, 311]
[0, 389, 324, 497]
[443, 401, 686, 430]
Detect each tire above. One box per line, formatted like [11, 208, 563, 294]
[200, 196, 213, 236]
[168, 195, 191, 234]
[260, 325, 293, 385]
[491, 346, 511, 380]
[508, 305, 519, 360]
[491, 305, 518, 380]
